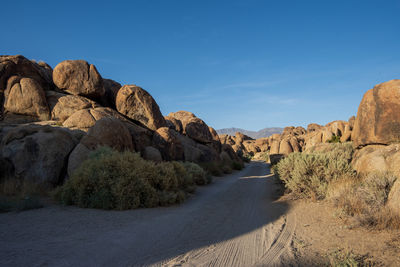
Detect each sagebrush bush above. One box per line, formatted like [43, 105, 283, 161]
[231, 161, 244, 170]
[330, 171, 399, 229]
[54, 147, 207, 210]
[183, 162, 209, 185]
[275, 143, 355, 200]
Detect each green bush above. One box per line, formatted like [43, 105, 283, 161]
[242, 153, 252, 163]
[274, 143, 355, 200]
[231, 161, 244, 170]
[54, 147, 207, 210]
[327, 135, 341, 143]
[199, 162, 223, 176]
[183, 162, 209, 185]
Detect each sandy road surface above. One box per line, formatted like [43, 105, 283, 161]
[0, 161, 294, 267]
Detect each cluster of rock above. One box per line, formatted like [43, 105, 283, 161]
[0, 55, 240, 187]
[219, 118, 355, 163]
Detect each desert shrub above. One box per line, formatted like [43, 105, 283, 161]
[330, 171, 399, 229]
[275, 143, 355, 200]
[242, 153, 252, 163]
[231, 161, 244, 170]
[199, 162, 223, 176]
[54, 147, 199, 210]
[260, 152, 269, 162]
[183, 162, 209, 185]
[327, 135, 341, 143]
[327, 248, 371, 267]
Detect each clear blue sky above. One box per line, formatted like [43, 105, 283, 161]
[2, 0, 399, 130]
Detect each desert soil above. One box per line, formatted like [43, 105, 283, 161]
[0, 161, 294, 267]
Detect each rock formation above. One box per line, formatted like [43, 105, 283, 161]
[0, 55, 239, 189]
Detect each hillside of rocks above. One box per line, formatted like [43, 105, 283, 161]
[0, 55, 240, 188]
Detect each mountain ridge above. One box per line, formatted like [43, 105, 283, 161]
[216, 127, 284, 139]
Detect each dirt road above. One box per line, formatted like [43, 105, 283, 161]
[0, 161, 295, 267]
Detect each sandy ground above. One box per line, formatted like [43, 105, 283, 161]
[287, 200, 400, 266]
[0, 161, 295, 267]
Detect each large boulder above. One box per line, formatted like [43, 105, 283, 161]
[351, 144, 400, 177]
[46, 91, 99, 122]
[63, 107, 125, 131]
[101, 78, 121, 108]
[352, 79, 400, 148]
[326, 120, 347, 137]
[152, 127, 184, 161]
[208, 127, 222, 153]
[0, 55, 53, 93]
[221, 144, 241, 162]
[0, 124, 78, 186]
[307, 123, 322, 133]
[255, 138, 269, 152]
[278, 138, 293, 155]
[168, 111, 213, 143]
[3, 76, 50, 120]
[388, 179, 400, 215]
[142, 146, 162, 162]
[53, 60, 105, 99]
[67, 117, 133, 176]
[116, 85, 166, 130]
[269, 134, 281, 154]
[165, 115, 183, 133]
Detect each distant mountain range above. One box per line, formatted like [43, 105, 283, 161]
[216, 127, 284, 139]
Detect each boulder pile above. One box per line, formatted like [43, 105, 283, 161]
[0, 55, 239, 187]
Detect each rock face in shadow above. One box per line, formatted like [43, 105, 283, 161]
[116, 85, 166, 130]
[0, 124, 78, 186]
[168, 111, 213, 144]
[352, 79, 400, 148]
[53, 60, 105, 99]
[4, 76, 50, 120]
[0, 55, 54, 121]
[152, 127, 184, 161]
[0, 55, 53, 92]
[46, 91, 99, 122]
[101, 78, 121, 108]
[62, 107, 125, 132]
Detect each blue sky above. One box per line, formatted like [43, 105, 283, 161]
[2, 0, 399, 130]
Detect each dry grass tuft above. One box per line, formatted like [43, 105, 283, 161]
[330, 171, 399, 229]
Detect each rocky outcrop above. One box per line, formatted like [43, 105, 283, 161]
[142, 146, 162, 162]
[165, 115, 183, 133]
[168, 111, 213, 143]
[116, 85, 166, 130]
[53, 60, 105, 99]
[388, 179, 400, 215]
[0, 55, 53, 92]
[352, 79, 400, 148]
[352, 144, 400, 177]
[0, 124, 78, 185]
[46, 91, 99, 122]
[101, 78, 121, 108]
[63, 107, 125, 131]
[4, 76, 50, 120]
[152, 127, 184, 161]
